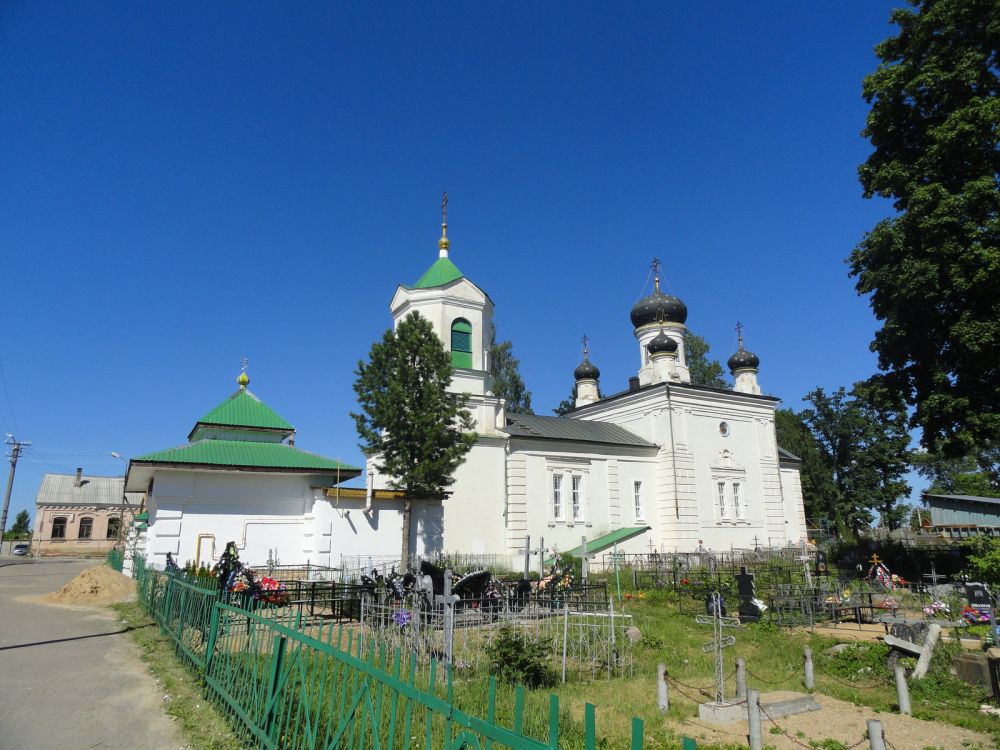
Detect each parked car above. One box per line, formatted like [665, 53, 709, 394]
[11, 543, 29, 557]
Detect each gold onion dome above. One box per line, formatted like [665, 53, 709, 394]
[237, 372, 250, 388]
[439, 223, 450, 252]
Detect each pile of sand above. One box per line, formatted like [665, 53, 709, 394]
[45, 564, 137, 605]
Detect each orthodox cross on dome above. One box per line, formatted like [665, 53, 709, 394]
[651, 257, 661, 291]
[735, 321, 744, 350]
[237, 358, 250, 388]
[438, 191, 451, 255]
[581, 334, 590, 360]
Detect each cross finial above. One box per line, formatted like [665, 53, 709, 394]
[438, 191, 450, 256]
[735, 322, 744, 350]
[651, 258, 661, 291]
[241, 357, 249, 373]
[581, 334, 590, 360]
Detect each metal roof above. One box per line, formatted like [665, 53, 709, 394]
[503, 413, 656, 447]
[546, 526, 651, 563]
[412, 257, 464, 289]
[923, 493, 1000, 507]
[35, 473, 144, 507]
[193, 388, 294, 435]
[778, 447, 802, 463]
[132, 439, 360, 473]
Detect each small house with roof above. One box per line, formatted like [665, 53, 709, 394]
[126, 373, 443, 570]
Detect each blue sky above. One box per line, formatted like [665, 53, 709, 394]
[0, 2, 905, 524]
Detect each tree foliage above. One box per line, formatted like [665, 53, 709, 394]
[796, 383, 912, 535]
[850, 0, 1000, 465]
[913, 451, 1000, 497]
[488, 323, 533, 414]
[685, 331, 729, 389]
[352, 312, 477, 564]
[774, 409, 837, 523]
[3, 510, 31, 539]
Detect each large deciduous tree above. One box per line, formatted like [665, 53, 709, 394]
[799, 383, 912, 535]
[850, 0, 1000, 466]
[774, 409, 838, 524]
[489, 323, 534, 414]
[352, 312, 476, 568]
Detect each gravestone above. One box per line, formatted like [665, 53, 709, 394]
[735, 566, 763, 624]
[965, 582, 1000, 643]
[815, 550, 828, 577]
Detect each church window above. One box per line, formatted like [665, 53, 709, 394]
[51, 516, 67, 539]
[79, 517, 94, 539]
[733, 482, 744, 519]
[450, 319, 473, 368]
[633, 480, 644, 521]
[572, 475, 583, 522]
[552, 474, 563, 520]
[717, 482, 728, 519]
[719, 422, 730, 437]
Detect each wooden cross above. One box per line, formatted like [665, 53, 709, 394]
[870, 553, 883, 565]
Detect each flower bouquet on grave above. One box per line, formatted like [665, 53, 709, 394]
[962, 606, 992, 624]
[877, 596, 900, 611]
[922, 600, 950, 617]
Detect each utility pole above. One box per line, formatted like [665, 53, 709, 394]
[1, 435, 30, 555]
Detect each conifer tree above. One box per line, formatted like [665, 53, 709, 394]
[489, 323, 533, 414]
[352, 312, 476, 568]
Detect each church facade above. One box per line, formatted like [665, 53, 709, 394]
[368, 213, 807, 564]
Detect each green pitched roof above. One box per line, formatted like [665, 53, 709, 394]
[413, 257, 464, 289]
[196, 388, 293, 432]
[545, 526, 651, 564]
[133, 439, 360, 473]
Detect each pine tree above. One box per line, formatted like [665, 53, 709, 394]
[352, 312, 477, 568]
[685, 331, 729, 389]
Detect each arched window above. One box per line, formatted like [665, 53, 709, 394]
[107, 516, 121, 540]
[79, 517, 94, 539]
[450, 319, 473, 368]
[51, 516, 67, 539]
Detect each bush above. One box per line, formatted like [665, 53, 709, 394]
[485, 626, 557, 689]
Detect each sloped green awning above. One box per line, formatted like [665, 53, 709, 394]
[546, 526, 651, 564]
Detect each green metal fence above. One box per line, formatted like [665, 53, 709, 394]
[131, 560, 647, 749]
[106, 547, 124, 572]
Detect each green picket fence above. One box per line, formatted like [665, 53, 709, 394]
[131, 561, 647, 750]
[106, 547, 124, 572]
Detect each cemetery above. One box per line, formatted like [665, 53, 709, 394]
[120, 536, 1000, 749]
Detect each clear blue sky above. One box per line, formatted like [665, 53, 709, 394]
[0, 2, 905, 525]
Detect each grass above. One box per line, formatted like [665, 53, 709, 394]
[117, 579, 999, 750]
[112, 601, 245, 750]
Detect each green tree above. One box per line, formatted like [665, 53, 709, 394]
[913, 451, 1000, 498]
[352, 312, 477, 568]
[850, 0, 1000, 465]
[488, 323, 533, 414]
[774, 408, 838, 523]
[799, 383, 912, 535]
[685, 331, 729, 389]
[964, 536, 1000, 586]
[10, 510, 30, 536]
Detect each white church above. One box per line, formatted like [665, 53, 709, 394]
[366, 211, 807, 564]
[130, 208, 806, 571]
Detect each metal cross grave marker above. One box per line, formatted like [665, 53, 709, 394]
[695, 592, 740, 702]
[922, 563, 946, 588]
[434, 568, 460, 665]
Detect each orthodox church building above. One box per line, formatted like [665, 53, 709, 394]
[368, 209, 807, 563]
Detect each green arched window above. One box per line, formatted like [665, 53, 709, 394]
[451, 319, 473, 368]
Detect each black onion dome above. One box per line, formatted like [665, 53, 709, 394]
[574, 357, 600, 381]
[646, 330, 678, 355]
[728, 346, 760, 371]
[630, 290, 688, 328]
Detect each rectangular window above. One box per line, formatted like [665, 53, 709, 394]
[717, 482, 728, 518]
[552, 474, 563, 520]
[633, 480, 644, 521]
[78, 517, 93, 539]
[572, 475, 583, 522]
[733, 482, 744, 519]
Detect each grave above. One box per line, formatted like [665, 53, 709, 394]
[735, 566, 764, 624]
[697, 691, 821, 724]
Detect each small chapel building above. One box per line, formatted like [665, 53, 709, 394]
[367, 210, 807, 565]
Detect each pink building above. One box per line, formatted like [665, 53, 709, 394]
[32, 469, 143, 557]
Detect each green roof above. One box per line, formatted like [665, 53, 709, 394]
[546, 526, 651, 564]
[413, 257, 464, 289]
[195, 388, 294, 432]
[133, 439, 360, 473]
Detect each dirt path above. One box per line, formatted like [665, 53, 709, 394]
[682, 691, 996, 749]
